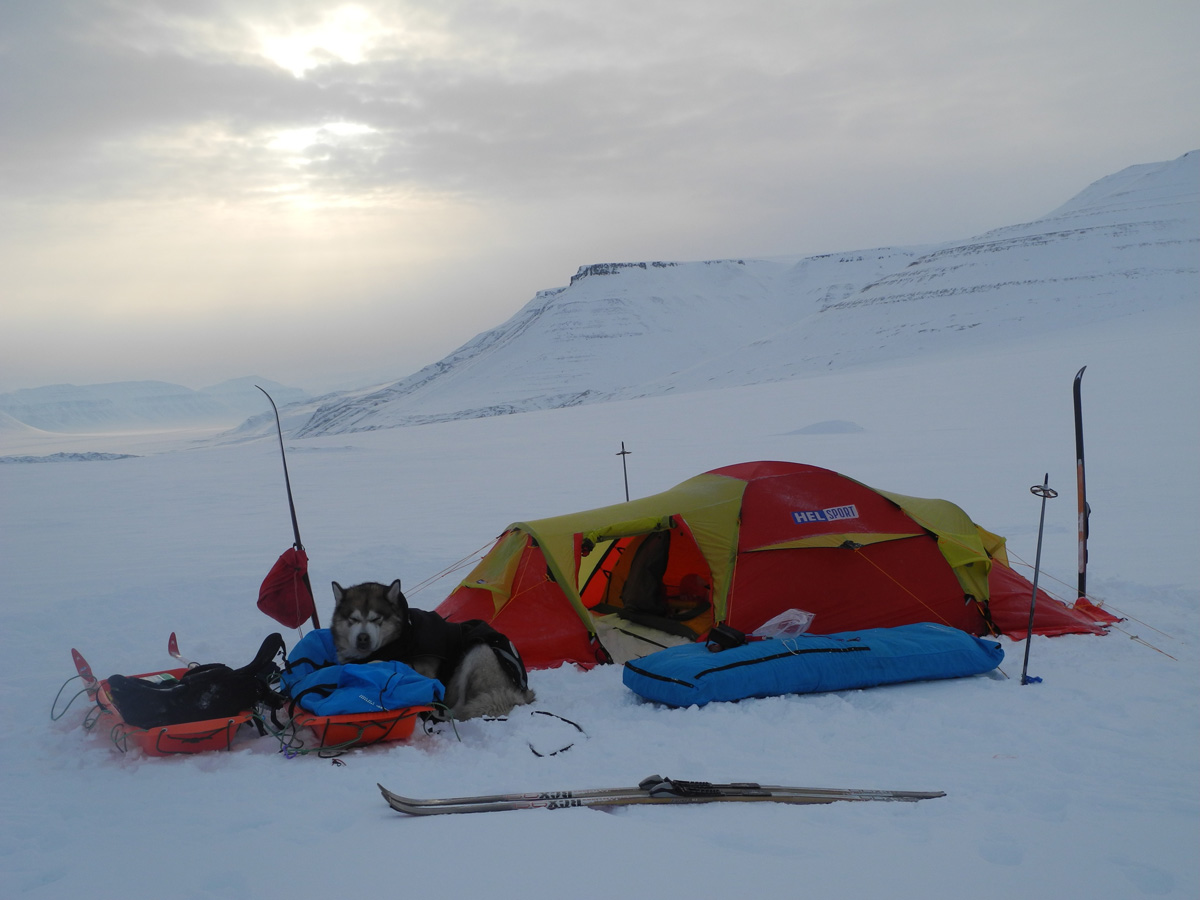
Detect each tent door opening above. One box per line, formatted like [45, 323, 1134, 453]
[581, 521, 715, 640]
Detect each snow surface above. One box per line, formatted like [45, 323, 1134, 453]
[2, 155, 1198, 899]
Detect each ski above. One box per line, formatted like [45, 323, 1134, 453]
[1073, 366, 1090, 600]
[378, 775, 945, 816]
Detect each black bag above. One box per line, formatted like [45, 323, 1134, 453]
[107, 634, 286, 728]
[620, 530, 671, 616]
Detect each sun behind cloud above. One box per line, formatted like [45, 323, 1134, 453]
[255, 4, 386, 77]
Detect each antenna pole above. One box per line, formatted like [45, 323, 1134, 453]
[617, 442, 631, 501]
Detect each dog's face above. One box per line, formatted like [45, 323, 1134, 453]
[330, 579, 407, 662]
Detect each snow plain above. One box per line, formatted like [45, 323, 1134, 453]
[2, 159, 1198, 899]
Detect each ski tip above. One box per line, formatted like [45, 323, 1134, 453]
[1075, 365, 1086, 379]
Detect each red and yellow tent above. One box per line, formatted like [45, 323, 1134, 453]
[437, 461, 1116, 668]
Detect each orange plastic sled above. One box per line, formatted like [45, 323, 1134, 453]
[72, 651, 255, 756]
[290, 704, 434, 750]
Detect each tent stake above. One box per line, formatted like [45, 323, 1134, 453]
[617, 442, 631, 501]
[1021, 474, 1058, 685]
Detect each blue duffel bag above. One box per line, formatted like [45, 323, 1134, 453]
[622, 621, 1003, 707]
[280, 628, 444, 715]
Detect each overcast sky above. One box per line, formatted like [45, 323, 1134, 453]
[1, 1, 1196, 394]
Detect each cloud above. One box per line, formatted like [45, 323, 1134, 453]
[6, 1, 1197, 208]
[1, 0, 1197, 392]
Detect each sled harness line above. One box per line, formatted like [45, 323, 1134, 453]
[50, 674, 92, 722]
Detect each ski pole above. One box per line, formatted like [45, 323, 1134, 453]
[1021, 474, 1057, 685]
[258, 387, 304, 551]
[257, 386, 320, 629]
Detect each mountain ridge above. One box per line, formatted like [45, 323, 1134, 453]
[289, 150, 1196, 437]
[6, 151, 1194, 441]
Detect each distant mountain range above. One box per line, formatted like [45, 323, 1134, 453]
[0, 377, 309, 434]
[282, 150, 1196, 437]
[5, 151, 1195, 440]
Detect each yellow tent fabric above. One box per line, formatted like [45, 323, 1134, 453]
[456, 529, 528, 614]
[873, 488, 1000, 602]
[746, 532, 923, 551]
[475, 473, 750, 625]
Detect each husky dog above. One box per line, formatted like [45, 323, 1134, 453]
[330, 579, 535, 721]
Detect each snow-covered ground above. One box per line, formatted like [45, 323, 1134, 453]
[2, 297, 1196, 899]
[1, 151, 1197, 899]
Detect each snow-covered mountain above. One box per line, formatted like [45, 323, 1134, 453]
[0, 377, 309, 434]
[288, 151, 1196, 437]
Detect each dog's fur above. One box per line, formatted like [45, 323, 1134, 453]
[330, 579, 534, 721]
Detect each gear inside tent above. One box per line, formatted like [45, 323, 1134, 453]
[436, 461, 1119, 668]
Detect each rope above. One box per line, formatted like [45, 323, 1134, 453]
[1004, 552, 1086, 603]
[50, 675, 91, 721]
[82, 703, 106, 732]
[257, 710, 363, 759]
[1005, 550, 1179, 643]
[852, 548, 955, 627]
[526, 710, 586, 757]
[264, 701, 458, 758]
[406, 537, 500, 598]
[1110, 626, 1179, 661]
[1102, 609, 1178, 641]
[110, 724, 130, 753]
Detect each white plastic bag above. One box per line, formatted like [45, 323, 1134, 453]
[751, 608, 815, 639]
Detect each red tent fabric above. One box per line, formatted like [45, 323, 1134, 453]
[441, 537, 600, 670]
[986, 561, 1120, 638]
